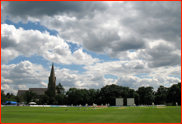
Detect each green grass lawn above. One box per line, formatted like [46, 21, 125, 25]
[1, 106, 181, 123]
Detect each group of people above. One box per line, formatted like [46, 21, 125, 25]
[152, 102, 178, 108]
[77, 102, 179, 109]
[77, 103, 110, 110]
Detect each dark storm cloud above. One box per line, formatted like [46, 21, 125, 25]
[111, 36, 145, 52]
[3, 1, 108, 19]
[91, 74, 104, 82]
[1, 37, 18, 49]
[82, 29, 121, 52]
[133, 64, 144, 69]
[148, 54, 181, 68]
[82, 30, 145, 53]
[120, 1, 181, 47]
[144, 42, 181, 68]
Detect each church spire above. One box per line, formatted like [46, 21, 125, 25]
[48, 62, 56, 94]
[50, 63, 55, 78]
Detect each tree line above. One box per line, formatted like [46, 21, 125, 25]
[1, 82, 181, 106]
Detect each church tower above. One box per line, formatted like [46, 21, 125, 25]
[48, 63, 56, 94]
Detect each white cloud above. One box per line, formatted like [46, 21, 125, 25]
[1, 24, 99, 65]
[1, 84, 17, 95]
[39, 82, 47, 88]
[1, 77, 13, 84]
[1, 49, 19, 63]
[1, 84, 10, 89]
[84, 60, 150, 77]
[1, 61, 49, 86]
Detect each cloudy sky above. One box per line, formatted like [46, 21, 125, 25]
[1, 1, 181, 95]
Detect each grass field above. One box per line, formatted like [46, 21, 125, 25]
[1, 106, 181, 123]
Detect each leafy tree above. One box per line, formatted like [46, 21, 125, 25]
[22, 90, 37, 104]
[145, 86, 155, 104]
[87, 89, 100, 105]
[49, 97, 58, 105]
[45, 89, 57, 104]
[15, 96, 24, 103]
[55, 94, 65, 105]
[137, 86, 154, 105]
[56, 83, 65, 95]
[155, 85, 168, 104]
[166, 82, 181, 105]
[1, 90, 6, 103]
[66, 88, 87, 105]
[128, 89, 140, 105]
[41, 95, 49, 104]
[45, 89, 55, 97]
[5, 93, 16, 101]
[122, 87, 130, 105]
[100, 84, 126, 105]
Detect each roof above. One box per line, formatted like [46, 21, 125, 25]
[29, 88, 47, 95]
[17, 90, 28, 97]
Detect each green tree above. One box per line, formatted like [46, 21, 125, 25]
[66, 88, 81, 105]
[55, 94, 65, 105]
[128, 89, 140, 105]
[137, 86, 154, 105]
[56, 83, 65, 94]
[45, 89, 57, 104]
[23, 90, 37, 104]
[100, 84, 127, 105]
[87, 89, 99, 105]
[1, 90, 6, 103]
[49, 97, 58, 105]
[6, 93, 16, 101]
[155, 85, 168, 104]
[41, 94, 49, 104]
[45, 89, 55, 97]
[15, 96, 24, 103]
[166, 82, 181, 105]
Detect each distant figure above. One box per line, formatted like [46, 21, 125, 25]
[71, 104, 73, 107]
[176, 102, 178, 107]
[152, 102, 154, 108]
[93, 103, 96, 110]
[106, 103, 108, 108]
[108, 103, 110, 107]
[85, 103, 88, 110]
[101, 104, 103, 107]
[78, 104, 81, 110]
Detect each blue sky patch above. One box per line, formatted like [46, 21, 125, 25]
[3, 20, 58, 36]
[104, 74, 118, 79]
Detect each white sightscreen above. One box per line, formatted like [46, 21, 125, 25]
[116, 98, 123, 106]
[127, 98, 134, 106]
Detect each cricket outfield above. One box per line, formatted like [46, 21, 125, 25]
[1, 106, 181, 123]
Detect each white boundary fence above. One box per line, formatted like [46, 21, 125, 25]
[30, 105, 67, 107]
